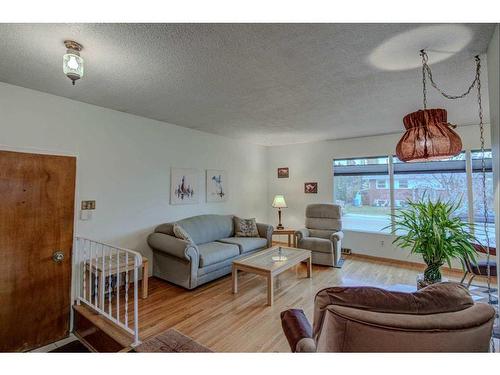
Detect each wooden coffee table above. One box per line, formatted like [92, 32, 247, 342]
[232, 246, 312, 306]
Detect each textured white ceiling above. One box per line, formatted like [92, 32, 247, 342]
[0, 23, 495, 146]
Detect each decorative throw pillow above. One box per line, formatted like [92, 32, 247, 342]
[234, 217, 259, 237]
[173, 224, 194, 243]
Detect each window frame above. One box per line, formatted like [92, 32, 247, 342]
[375, 179, 388, 189]
[333, 150, 495, 243]
[396, 179, 408, 189]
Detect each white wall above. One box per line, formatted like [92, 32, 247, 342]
[0, 82, 268, 272]
[266, 126, 491, 265]
[487, 25, 499, 291]
[1, 59, 497, 271]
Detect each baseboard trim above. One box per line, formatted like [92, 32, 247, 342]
[346, 253, 466, 276]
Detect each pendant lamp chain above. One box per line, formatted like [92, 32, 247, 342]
[420, 50, 480, 101]
[475, 57, 492, 306]
[421, 50, 428, 109]
[419, 50, 496, 349]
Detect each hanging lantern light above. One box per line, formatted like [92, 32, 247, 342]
[396, 50, 466, 162]
[63, 40, 84, 85]
[396, 108, 462, 162]
[396, 50, 462, 162]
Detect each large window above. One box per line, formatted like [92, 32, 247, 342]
[333, 151, 495, 245]
[333, 157, 391, 232]
[393, 153, 468, 221]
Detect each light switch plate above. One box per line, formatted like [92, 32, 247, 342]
[79, 210, 92, 221]
[81, 200, 96, 210]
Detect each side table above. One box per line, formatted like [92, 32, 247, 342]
[272, 228, 297, 247]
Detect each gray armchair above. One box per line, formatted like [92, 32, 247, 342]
[295, 204, 344, 267]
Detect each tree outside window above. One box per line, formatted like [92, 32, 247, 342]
[333, 151, 495, 245]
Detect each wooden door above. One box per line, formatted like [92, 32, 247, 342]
[0, 150, 76, 352]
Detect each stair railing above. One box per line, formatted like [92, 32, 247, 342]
[74, 236, 142, 347]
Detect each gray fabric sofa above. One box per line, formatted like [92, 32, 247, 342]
[147, 214, 273, 289]
[295, 204, 344, 268]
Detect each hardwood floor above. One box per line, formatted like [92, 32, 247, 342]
[134, 254, 498, 352]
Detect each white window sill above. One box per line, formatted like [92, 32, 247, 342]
[343, 228, 393, 236]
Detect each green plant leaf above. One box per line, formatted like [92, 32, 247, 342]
[390, 196, 479, 268]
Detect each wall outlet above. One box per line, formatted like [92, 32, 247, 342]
[81, 200, 96, 210]
[341, 247, 352, 255]
[380, 240, 385, 247]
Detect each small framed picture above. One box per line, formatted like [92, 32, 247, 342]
[304, 182, 318, 194]
[277, 167, 289, 178]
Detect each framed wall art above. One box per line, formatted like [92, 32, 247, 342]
[170, 168, 199, 205]
[277, 167, 289, 178]
[206, 169, 228, 202]
[304, 182, 318, 194]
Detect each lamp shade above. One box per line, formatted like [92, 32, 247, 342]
[272, 195, 287, 208]
[396, 108, 462, 162]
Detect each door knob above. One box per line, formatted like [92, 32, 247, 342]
[52, 251, 65, 263]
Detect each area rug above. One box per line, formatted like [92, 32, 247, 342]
[134, 328, 213, 353]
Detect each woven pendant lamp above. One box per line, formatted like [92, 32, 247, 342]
[396, 108, 462, 162]
[396, 50, 463, 162]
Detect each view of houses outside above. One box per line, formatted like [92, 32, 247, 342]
[334, 174, 391, 232]
[333, 156, 391, 232]
[333, 152, 495, 246]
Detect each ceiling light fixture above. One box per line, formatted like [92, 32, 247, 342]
[63, 40, 84, 85]
[395, 49, 481, 162]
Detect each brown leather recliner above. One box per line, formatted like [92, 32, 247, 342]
[281, 282, 495, 352]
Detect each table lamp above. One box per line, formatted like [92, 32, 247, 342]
[272, 195, 287, 230]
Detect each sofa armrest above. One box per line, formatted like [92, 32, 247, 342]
[295, 228, 310, 241]
[280, 309, 315, 353]
[147, 232, 199, 262]
[257, 222, 274, 247]
[330, 231, 344, 242]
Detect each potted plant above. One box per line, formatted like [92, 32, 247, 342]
[389, 198, 478, 288]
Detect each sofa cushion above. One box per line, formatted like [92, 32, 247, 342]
[305, 204, 342, 231]
[315, 282, 474, 317]
[197, 241, 240, 267]
[173, 224, 194, 243]
[174, 215, 234, 245]
[234, 217, 259, 237]
[306, 204, 342, 219]
[298, 237, 332, 254]
[308, 229, 335, 239]
[154, 222, 175, 236]
[217, 237, 268, 253]
[305, 218, 342, 231]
